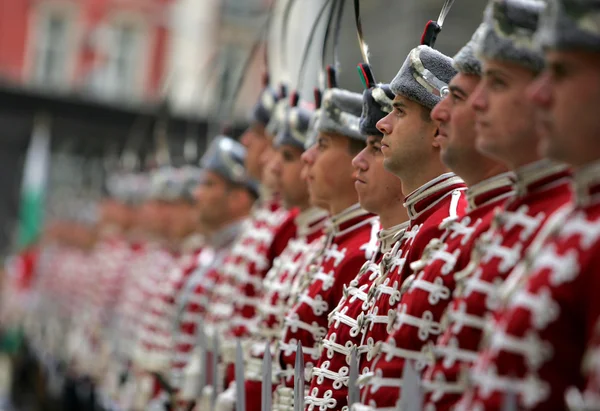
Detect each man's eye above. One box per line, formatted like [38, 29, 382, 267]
[488, 77, 506, 89]
[550, 64, 568, 80]
[450, 92, 464, 103]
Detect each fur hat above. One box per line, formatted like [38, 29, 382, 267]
[537, 0, 600, 52]
[477, 0, 546, 73]
[453, 24, 486, 75]
[317, 88, 365, 141]
[275, 105, 314, 150]
[391, 45, 457, 110]
[304, 109, 321, 150]
[200, 136, 259, 196]
[359, 84, 394, 137]
[251, 85, 279, 127]
[149, 166, 182, 201]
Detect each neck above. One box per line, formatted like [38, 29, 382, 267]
[460, 162, 509, 187]
[328, 191, 360, 215]
[399, 162, 449, 196]
[296, 200, 312, 212]
[506, 147, 543, 170]
[377, 203, 408, 229]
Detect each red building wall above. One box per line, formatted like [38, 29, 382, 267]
[0, 0, 172, 101]
[0, 0, 30, 82]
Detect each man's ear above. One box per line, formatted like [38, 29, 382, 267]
[431, 124, 442, 149]
[228, 187, 253, 215]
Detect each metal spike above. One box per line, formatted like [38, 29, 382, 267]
[293, 343, 305, 411]
[210, 332, 220, 411]
[353, 0, 370, 64]
[295, 0, 335, 94]
[437, 0, 456, 28]
[193, 320, 208, 399]
[502, 389, 518, 411]
[348, 347, 359, 407]
[399, 360, 423, 411]
[235, 340, 246, 411]
[261, 341, 272, 411]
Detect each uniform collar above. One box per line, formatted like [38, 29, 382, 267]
[327, 203, 374, 237]
[514, 159, 571, 197]
[404, 172, 467, 223]
[378, 221, 410, 254]
[180, 233, 206, 253]
[466, 172, 515, 211]
[296, 207, 329, 237]
[573, 159, 600, 208]
[210, 219, 245, 249]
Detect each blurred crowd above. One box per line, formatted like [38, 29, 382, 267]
[1, 0, 600, 410]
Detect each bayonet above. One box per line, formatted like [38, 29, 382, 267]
[210, 332, 220, 411]
[502, 388, 518, 411]
[261, 341, 272, 411]
[235, 340, 246, 411]
[293, 343, 305, 411]
[348, 346, 359, 407]
[399, 360, 423, 411]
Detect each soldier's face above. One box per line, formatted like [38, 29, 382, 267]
[139, 200, 170, 235]
[431, 73, 502, 183]
[352, 135, 404, 216]
[100, 199, 131, 228]
[273, 144, 310, 209]
[301, 132, 357, 213]
[166, 201, 196, 240]
[528, 50, 600, 167]
[241, 123, 270, 180]
[193, 171, 231, 229]
[471, 60, 540, 170]
[260, 144, 279, 193]
[377, 95, 439, 181]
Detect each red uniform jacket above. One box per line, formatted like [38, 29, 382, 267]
[274, 204, 379, 411]
[203, 199, 290, 367]
[422, 160, 572, 411]
[354, 173, 514, 410]
[457, 162, 599, 411]
[305, 220, 408, 411]
[243, 207, 328, 411]
[168, 222, 242, 391]
[353, 173, 468, 409]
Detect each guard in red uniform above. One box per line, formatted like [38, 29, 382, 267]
[456, 0, 600, 409]
[215, 97, 329, 410]
[305, 73, 409, 411]
[351, 43, 468, 409]
[182, 85, 296, 406]
[273, 85, 379, 411]
[414, 1, 571, 409]
[170, 136, 257, 406]
[410, 22, 517, 411]
[123, 166, 207, 408]
[355, 21, 519, 409]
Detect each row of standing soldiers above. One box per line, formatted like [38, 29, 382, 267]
[4, 0, 600, 409]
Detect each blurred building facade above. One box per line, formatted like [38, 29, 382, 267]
[0, 0, 174, 104]
[0, 0, 490, 257]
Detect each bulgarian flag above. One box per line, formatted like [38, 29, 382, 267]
[17, 113, 52, 249]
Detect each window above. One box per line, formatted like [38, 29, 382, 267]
[216, 44, 247, 114]
[222, 0, 266, 18]
[103, 23, 141, 100]
[32, 12, 70, 87]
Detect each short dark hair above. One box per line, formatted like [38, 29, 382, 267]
[348, 138, 367, 156]
[420, 105, 433, 122]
